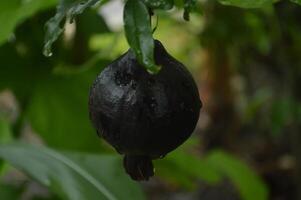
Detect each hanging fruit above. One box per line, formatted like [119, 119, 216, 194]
[89, 40, 202, 180]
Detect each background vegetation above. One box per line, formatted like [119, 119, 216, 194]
[0, 0, 301, 199]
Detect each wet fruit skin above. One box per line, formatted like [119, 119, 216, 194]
[89, 40, 202, 180]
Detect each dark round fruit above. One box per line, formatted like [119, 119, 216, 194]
[89, 40, 202, 180]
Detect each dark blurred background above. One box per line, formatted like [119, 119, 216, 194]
[0, 0, 300, 200]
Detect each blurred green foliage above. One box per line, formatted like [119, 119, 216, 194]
[0, 0, 301, 200]
[0, 143, 145, 200]
[0, 0, 58, 45]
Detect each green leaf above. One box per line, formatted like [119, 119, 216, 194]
[174, 0, 184, 8]
[0, 183, 21, 200]
[0, 12, 110, 152]
[0, 119, 12, 172]
[155, 138, 221, 188]
[43, 0, 102, 57]
[124, 0, 160, 74]
[0, 0, 58, 46]
[297, 103, 301, 122]
[244, 89, 271, 122]
[26, 66, 107, 152]
[143, 0, 174, 10]
[291, 0, 301, 5]
[0, 119, 12, 144]
[206, 150, 269, 200]
[183, 0, 197, 21]
[269, 98, 294, 137]
[66, 152, 145, 199]
[217, 0, 273, 8]
[0, 142, 145, 200]
[156, 150, 221, 188]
